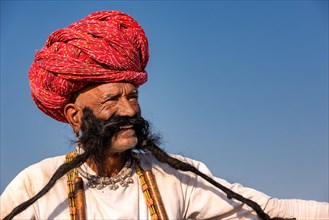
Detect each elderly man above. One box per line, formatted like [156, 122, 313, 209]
[1, 10, 328, 220]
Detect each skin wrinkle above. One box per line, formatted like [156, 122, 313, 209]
[74, 83, 140, 121]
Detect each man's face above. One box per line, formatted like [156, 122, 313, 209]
[74, 82, 141, 153]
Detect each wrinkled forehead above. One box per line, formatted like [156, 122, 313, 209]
[72, 82, 138, 103]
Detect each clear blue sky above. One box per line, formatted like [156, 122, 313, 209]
[1, 1, 328, 202]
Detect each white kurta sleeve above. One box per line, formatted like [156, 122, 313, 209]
[264, 198, 329, 219]
[183, 160, 271, 219]
[183, 159, 329, 219]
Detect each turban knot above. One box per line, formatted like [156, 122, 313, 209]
[29, 10, 149, 122]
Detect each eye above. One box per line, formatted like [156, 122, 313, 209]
[101, 95, 119, 104]
[127, 91, 139, 101]
[128, 94, 138, 101]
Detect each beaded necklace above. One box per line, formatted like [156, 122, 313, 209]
[77, 158, 134, 190]
[65, 151, 168, 220]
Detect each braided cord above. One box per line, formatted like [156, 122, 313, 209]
[135, 164, 160, 219]
[66, 151, 78, 220]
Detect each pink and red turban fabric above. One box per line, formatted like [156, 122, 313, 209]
[28, 10, 149, 123]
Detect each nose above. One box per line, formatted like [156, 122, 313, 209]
[116, 97, 138, 117]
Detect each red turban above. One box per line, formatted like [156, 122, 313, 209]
[29, 10, 149, 123]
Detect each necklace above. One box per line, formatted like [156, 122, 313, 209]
[65, 151, 168, 220]
[77, 157, 134, 190]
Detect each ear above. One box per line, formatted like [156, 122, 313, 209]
[64, 103, 83, 134]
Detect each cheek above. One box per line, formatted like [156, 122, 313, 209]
[134, 103, 141, 113]
[130, 100, 141, 113]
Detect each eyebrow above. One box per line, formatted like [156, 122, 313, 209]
[100, 89, 139, 103]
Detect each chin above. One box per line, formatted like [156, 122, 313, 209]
[110, 137, 138, 153]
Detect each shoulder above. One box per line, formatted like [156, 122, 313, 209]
[1, 155, 68, 219]
[140, 151, 212, 171]
[138, 151, 213, 180]
[24, 155, 67, 177]
[2, 155, 67, 195]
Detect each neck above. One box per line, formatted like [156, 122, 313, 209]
[86, 151, 127, 177]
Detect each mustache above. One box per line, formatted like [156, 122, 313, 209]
[100, 114, 147, 135]
[78, 107, 148, 152]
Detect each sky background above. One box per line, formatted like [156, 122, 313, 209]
[1, 1, 328, 202]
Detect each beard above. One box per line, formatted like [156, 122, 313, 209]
[77, 107, 161, 174]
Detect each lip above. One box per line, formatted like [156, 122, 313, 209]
[120, 125, 133, 130]
[117, 128, 136, 138]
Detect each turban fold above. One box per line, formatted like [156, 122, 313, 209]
[29, 10, 149, 123]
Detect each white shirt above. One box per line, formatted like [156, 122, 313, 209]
[1, 152, 328, 219]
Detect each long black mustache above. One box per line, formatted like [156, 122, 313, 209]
[3, 108, 294, 220]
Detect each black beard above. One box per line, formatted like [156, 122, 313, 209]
[77, 107, 161, 174]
